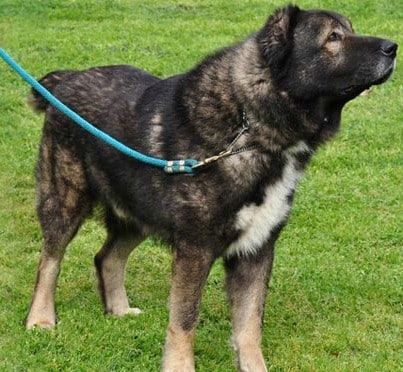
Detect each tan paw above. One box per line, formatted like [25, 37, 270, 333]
[26, 317, 56, 330]
[125, 307, 142, 315]
[109, 306, 142, 317]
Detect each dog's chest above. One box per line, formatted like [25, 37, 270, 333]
[226, 142, 310, 257]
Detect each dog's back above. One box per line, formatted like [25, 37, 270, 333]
[29, 65, 159, 119]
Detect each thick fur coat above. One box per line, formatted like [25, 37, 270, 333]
[26, 5, 397, 371]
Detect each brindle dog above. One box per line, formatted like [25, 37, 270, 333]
[25, 5, 397, 371]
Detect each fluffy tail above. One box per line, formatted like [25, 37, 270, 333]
[28, 70, 76, 112]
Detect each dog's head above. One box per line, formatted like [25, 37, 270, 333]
[257, 5, 398, 100]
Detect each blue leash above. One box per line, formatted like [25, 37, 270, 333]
[0, 47, 198, 174]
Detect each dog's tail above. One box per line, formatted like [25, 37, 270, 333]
[28, 70, 76, 112]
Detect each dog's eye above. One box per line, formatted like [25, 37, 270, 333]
[328, 32, 342, 42]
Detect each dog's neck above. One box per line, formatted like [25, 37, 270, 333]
[230, 39, 350, 151]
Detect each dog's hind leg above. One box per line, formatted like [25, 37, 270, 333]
[94, 217, 143, 316]
[162, 247, 215, 372]
[224, 247, 275, 372]
[26, 137, 92, 329]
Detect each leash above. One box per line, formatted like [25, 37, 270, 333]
[0, 47, 197, 174]
[1, 47, 257, 174]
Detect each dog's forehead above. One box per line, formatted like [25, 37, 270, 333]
[301, 9, 353, 31]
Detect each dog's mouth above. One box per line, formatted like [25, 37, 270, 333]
[372, 58, 397, 86]
[342, 58, 397, 96]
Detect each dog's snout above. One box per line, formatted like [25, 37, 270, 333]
[380, 40, 398, 57]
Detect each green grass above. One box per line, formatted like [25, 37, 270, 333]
[0, 0, 402, 371]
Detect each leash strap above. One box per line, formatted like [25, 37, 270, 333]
[0, 47, 198, 174]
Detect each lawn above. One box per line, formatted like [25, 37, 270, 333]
[0, 0, 402, 371]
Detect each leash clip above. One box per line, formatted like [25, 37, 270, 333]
[192, 111, 254, 171]
[192, 149, 232, 170]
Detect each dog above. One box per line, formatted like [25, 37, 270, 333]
[25, 5, 397, 371]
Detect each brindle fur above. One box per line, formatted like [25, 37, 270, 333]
[25, 5, 397, 371]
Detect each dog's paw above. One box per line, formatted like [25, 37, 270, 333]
[26, 308, 57, 330]
[109, 307, 142, 317]
[125, 307, 142, 315]
[26, 318, 56, 330]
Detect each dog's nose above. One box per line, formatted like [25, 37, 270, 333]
[380, 40, 398, 57]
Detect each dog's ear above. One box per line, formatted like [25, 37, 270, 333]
[257, 5, 300, 77]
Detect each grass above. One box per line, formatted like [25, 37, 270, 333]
[0, 0, 402, 371]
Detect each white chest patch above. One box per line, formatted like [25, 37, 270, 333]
[226, 141, 311, 257]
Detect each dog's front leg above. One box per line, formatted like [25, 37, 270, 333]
[162, 247, 215, 372]
[224, 245, 275, 372]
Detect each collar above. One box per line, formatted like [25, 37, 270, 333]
[192, 111, 260, 170]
